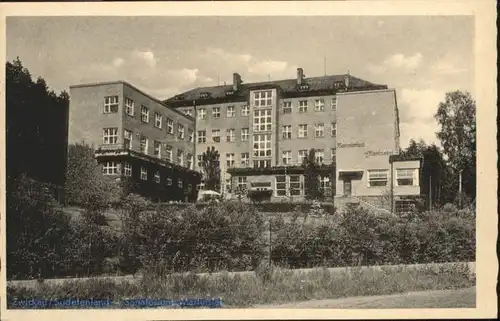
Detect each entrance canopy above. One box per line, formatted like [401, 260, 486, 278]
[338, 169, 364, 179]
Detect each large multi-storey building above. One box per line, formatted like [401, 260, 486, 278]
[68, 67, 422, 210]
[165, 68, 422, 209]
[68, 81, 201, 202]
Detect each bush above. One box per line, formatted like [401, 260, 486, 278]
[271, 203, 475, 269]
[120, 200, 267, 274]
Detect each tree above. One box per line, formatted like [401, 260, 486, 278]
[201, 146, 221, 192]
[434, 91, 476, 204]
[302, 148, 323, 200]
[400, 139, 455, 207]
[65, 143, 120, 214]
[6, 58, 69, 199]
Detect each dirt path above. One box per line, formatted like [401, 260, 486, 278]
[253, 287, 476, 309]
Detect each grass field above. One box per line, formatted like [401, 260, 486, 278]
[7, 262, 475, 309]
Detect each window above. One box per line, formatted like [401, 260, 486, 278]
[166, 177, 173, 186]
[396, 168, 419, 186]
[254, 90, 272, 107]
[368, 170, 389, 187]
[241, 152, 250, 166]
[225, 178, 232, 194]
[212, 129, 221, 143]
[253, 109, 272, 132]
[331, 148, 336, 161]
[103, 128, 118, 144]
[241, 105, 250, 116]
[165, 145, 173, 162]
[188, 129, 194, 142]
[282, 125, 292, 139]
[298, 100, 308, 113]
[320, 176, 330, 193]
[315, 123, 325, 137]
[212, 107, 220, 118]
[176, 149, 184, 166]
[166, 118, 174, 134]
[298, 124, 308, 138]
[187, 154, 193, 170]
[197, 130, 206, 143]
[315, 99, 325, 111]
[104, 96, 119, 113]
[140, 106, 149, 123]
[227, 106, 235, 117]
[253, 134, 272, 157]
[197, 154, 203, 169]
[140, 135, 148, 154]
[237, 176, 247, 193]
[154, 113, 162, 129]
[282, 150, 291, 165]
[315, 149, 324, 164]
[241, 128, 249, 141]
[154, 171, 161, 184]
[140, 166, 148, 180]
[125, 98, 134, 116]
[298, 150, 308, 164]
[283, 101, 292, 114]
[253, 159, 271, 168]
[290, 175, 302, 196]
[124, 130, 132, 149]
[226, 153, 235, 167]
[331, 96, 337, 111]
[226, 129, 236, 142]
[331, 122, 337, 136]
[198, 108, 206, 120]
[123, 162, 132, 177]
[276, 175, 287, 196]
[153, 141, 162, 158]
[184, 109, 193, 116]
[178, 179, 183, 189]
[178, 124, 185, 140]
[102, 161, 119, 175]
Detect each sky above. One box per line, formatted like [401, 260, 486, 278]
[6, 16, 474, 148]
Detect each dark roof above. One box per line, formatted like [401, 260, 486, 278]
[164, 74, 387, 108]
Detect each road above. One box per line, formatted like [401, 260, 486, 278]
[253, 286, 476, 308]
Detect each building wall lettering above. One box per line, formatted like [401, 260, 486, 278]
[364, 150, 394, 158]
[337, 142, 365, 148]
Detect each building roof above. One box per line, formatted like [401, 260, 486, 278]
[164, 74, 387, 107]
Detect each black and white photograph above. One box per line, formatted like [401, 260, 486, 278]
[0, 1, 497, 320]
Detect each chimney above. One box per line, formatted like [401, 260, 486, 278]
[297, 68, 304, 85]
[233, 73, 242, 91]
[344, 73, 350, 88]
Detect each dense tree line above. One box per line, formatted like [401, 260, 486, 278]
[6, 58, 69, 199]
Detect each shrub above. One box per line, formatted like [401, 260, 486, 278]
[121, 200, 267, 274]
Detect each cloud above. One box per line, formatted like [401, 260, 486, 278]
[168, 68, 213, 88]
[397, 88, 445, 147]
[248, 60, 289, 75]
[131, 50, 157, 68]
[432, 54, 468, 75]
[368, 53, 423, 74]
[112, 57, 124, 68]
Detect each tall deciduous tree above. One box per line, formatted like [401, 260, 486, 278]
[201, 146, 221, 192]
[303, 148, 323, 200]
[434, 91, 476, 203]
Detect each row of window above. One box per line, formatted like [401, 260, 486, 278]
[104, 96, 193, 140]
[186, 96, 337, 120]
[367, 168, 419, 187]
[195, 122, 337, 145]
[103, 128, 194, 169]
[227, 175, 330, 196]
[102, 161, 189, 188]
